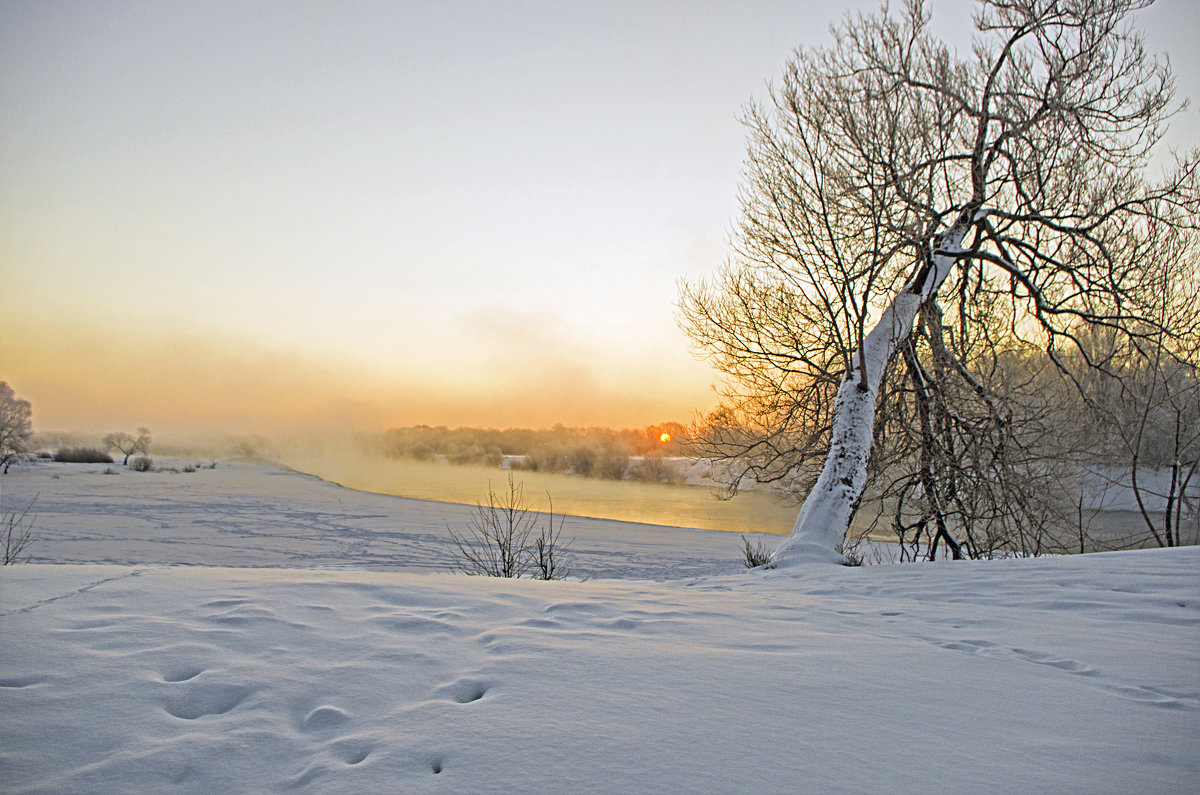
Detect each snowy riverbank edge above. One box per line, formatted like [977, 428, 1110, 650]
[0, 457, 766, 580]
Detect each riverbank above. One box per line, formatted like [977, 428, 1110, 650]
[0, 457, 766, 579]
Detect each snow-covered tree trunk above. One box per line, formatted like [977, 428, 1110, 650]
[771, 221, 972, 567]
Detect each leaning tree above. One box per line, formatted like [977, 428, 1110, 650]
[680, 0, 1198, 565]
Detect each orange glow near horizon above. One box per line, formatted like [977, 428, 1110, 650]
[660, 433, 672, 443]
[0, 312, 715, 436]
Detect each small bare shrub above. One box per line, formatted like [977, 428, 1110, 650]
[182, 464, 197, 473]
[103, 467, 119, 475]
[838, 539, 864, 567]
[2, 499, 36, 565]
[740, 535, 773, 568]
[130, 456, 154, 472]
[837, 534, 883, 566]
[448, 474, 574, 579]
[531, 497, 573, 581]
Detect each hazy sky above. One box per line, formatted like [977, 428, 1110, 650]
[2, 0, 1196, 434]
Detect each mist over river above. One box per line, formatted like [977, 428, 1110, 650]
[274, 446, 800, 535]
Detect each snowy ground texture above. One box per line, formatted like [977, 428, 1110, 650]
[1, 461, 1198, 793]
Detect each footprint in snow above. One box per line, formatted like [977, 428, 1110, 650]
[328, 739, 371, 765]
[937, 639, 996, 653]
[163, 683, 254, 719]
[303, 705, 351, 732]
[432, 678, 491, 704]
[159, 666, 205, 683]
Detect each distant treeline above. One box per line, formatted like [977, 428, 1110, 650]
[373, 424, 689, 483]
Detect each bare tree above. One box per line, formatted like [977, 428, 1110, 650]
[0, 382, 33, 474]
[103, 427, 152, 466]
[1077, 246, 1200, 548]
[1122, 354, 1200, 546]
[1123, 250, 1200, 547]
[680, 0, 1198, 565]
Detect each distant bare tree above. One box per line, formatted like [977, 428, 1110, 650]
[1078, 246, 1200, 548]
[0, 382, 33, 474]
[103, 427, 152, 466]
[680, 0, 1198, 565]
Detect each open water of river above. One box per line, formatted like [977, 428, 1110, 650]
[275, 447, 799, 534]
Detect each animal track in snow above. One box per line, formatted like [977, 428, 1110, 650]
[0, 676, 44, 688]
[1011, 648, 1095, 674]
[936, 639, 997, 653]
[0, 568, 146, 617]
[199, 598, 248, 609]
[1102, 681, 1197, 708]
[932, 636, 1199, 709]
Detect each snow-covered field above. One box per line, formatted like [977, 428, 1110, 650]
[1, 460, 1197, 792]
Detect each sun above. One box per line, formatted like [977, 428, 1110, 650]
[659, 432, 671, 444]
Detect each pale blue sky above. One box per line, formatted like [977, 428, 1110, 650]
[2, 0, 1196, 432]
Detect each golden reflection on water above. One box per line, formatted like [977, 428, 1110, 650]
[276, 448, 797, 534]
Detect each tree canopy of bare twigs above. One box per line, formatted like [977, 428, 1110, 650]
[103, 428, 152, 467]
[679, 0, 1199, 565]
[0, 382, 33, 475]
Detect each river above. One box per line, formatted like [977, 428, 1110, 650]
[274, 447, 799, 534]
